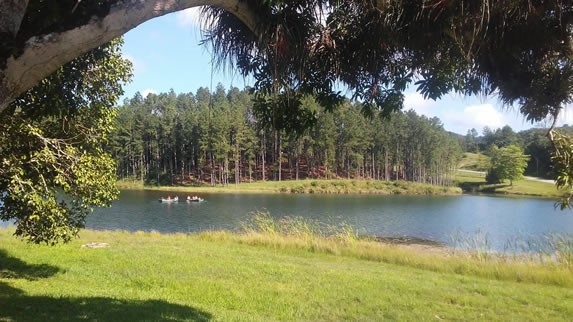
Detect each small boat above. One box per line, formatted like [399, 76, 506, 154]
[159, 196, 178, 203]
[186, 196, 204, 203]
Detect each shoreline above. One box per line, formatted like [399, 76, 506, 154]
[117, 177, 563, 199]
[117, 178, 463, 196]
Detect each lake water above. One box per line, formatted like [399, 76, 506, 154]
[86, 190, 573, 250]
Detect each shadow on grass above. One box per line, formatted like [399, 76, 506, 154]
[0, 283, 211, 321]
[0, 249, 60, 280]
[0, 250, 212, 321]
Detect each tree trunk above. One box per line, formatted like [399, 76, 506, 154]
[261, 132, 266, 181]
[278, 132, 282, 182]
[296, 156, 299, 181]
[235, 148, 240, 185]
[0, 0, 258, 112]
[384, 149, 389, 181]
[0, 0, 29, 38]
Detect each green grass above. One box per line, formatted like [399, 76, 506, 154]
[116, 178, 145, 190]
[454, 170, 565, 198]
[458, 152, 491, 171]
[119, 178, 462, 195]
[1, 223, 572, 321]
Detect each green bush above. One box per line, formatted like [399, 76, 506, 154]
[291, 185, 306, 193]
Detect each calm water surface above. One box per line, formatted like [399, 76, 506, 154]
[87, 191, 573, 249]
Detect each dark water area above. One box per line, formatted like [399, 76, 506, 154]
[83, 190, 573, 250]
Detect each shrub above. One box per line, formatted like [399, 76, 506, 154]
[291, 185, 306, 193]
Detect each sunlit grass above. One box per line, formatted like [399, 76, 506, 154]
[118, 178, 462, 195]
[458, 152, 491, 171]
[119, 171, 559, 199]
[454, 170, 564, 198]
[1, 220, 572, 321]
[116, 178, 145, 190]
[230, 211, 573, 283]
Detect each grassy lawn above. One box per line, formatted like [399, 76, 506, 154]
[458, 152, 491, 171]
[118, 178, 462, 195]
[454, 170, 565, 198]
[1, 227, 572, 321]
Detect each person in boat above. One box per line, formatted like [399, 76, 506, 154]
[167, 195, 171, 200]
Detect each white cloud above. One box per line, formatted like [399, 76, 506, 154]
[141, 89, 157, 97]
[557, 105, 573, 126]
[403, 92, 437, 115]
[176, 7, 203, 28]
[443, 104, 505, 133]
[402, 91, 523, 134]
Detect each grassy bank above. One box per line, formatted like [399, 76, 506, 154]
[1, 223, 572, 320]
[454, 170, 565, 198]
[119, 174, 563, 199]
[117, 178, 462, 195]
[458, 152, 491, 171]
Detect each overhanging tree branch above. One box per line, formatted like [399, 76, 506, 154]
[0, 0, 29, 36]
[0, 0, 258, 113]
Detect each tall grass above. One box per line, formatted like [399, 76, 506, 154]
[504, 233, 573, 266]
[240, 210, 360, 241]
[451, 230, 573, 269]
[450, 229, 492, 261]
[234, 211, 362, 255]
[199, 212, 573, 287]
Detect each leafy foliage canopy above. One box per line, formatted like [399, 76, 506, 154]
[0, 39, 132, 244]
[202, 0, 573, 124]
[486, 145, 530, 186]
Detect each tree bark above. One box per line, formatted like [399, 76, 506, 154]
[261, 132, 266, 181]
[0, 0, 258, 112]
[0, 0, 29, 37]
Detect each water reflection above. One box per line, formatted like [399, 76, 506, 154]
[85, 191, 573, 250]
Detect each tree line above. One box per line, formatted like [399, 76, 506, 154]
[107, 86, 462, 186]
[460, 124, 573, 179]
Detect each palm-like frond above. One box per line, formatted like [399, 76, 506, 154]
[201, 0, 573, 125]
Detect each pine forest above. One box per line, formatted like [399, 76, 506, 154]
[107, 86, 462, 186]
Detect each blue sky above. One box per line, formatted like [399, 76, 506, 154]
[120, 8, 570, 135]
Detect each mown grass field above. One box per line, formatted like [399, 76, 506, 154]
[1, 226, 572, 321]
[118, 178, 462, 195]
[454, 170, 565, 198]
[457, 152, 491, 171]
